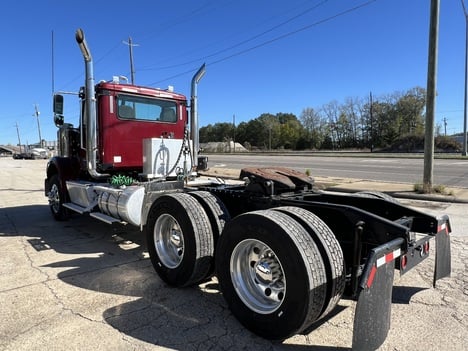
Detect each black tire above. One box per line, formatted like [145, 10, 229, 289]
[215, 209, 327, 340]
[355, 190, 400, 204]
[47, 174, 69, 221]
[187, 191, 231, 275]
[146, 192, 214, 287]
[272, 207, 345, 323]
[187, 191, 230, 242]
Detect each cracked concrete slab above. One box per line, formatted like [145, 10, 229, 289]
[0, 158, 466, 351]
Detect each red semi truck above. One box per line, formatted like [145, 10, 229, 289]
[45, 29, 452, 350]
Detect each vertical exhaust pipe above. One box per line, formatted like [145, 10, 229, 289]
[75, 28, 108, 178]
[190, 64, 206, 171]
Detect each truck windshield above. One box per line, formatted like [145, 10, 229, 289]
[116, 94, 177, 123]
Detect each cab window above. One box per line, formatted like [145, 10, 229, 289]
[116, 94, 177, 123]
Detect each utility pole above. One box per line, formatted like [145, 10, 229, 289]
[33, 104, 42, 148]
[461, 0, 468, 156]
[369, 92, 373, 152]
[15, 122, 22, 153]
[232, 114, 236, 153]
[123, 37, 139, 84]
[423, 0, 439, 193]
[443, 117, 448, 136]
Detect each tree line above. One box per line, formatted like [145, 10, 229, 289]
[199, 86, 460, 151]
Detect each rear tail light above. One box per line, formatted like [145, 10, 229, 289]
[400, 255, 408, 270]
[423, 241, 430, 255]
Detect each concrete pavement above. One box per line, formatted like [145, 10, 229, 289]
[1, 159, 467, 351]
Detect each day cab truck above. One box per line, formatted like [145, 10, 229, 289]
[44, 29, 452, 351]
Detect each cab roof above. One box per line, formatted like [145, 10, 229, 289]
[97, 81, 187, 101]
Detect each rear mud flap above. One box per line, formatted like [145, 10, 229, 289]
[353, 261, 394, 351]
[434, 218, 451, 287]
[352, 238, 403, 351]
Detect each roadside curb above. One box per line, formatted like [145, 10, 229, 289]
[324, 186, 468, 204]
[200, 167, 468, 204]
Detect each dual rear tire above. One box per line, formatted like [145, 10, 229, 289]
[215, 208, 344, 340]
[146, 193, 344, 340]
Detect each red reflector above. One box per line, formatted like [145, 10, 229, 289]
[366, 266, 377, 288]
[400, 255, 407, 270]
[423, 241, 430, 254]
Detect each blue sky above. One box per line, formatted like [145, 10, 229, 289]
[0, 0, 465, 146]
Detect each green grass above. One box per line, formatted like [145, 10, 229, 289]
[413, 183, 454, 195]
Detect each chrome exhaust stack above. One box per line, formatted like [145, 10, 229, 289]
[75, 28, 108, 179]
[190, 63, 206, 171]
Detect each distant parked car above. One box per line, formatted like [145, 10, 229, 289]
[12, 152, 33, 159]
[12, 148, 48, 160]
[30, 148, 49, 159]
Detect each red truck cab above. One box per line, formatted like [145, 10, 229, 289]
[94, 80, 188, 173]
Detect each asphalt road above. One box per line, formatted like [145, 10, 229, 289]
[205, 154, 468, 188]
[0, 158, 466, 351]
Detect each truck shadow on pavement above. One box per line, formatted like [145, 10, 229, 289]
[1, 204, 423, 350]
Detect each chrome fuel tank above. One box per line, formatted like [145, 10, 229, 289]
[97, 186, 144, 226]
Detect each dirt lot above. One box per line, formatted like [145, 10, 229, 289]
[0, 158, 466, 350]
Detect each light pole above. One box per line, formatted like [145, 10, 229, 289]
[461, 0, 468, 156]
[33, 104, 42, 148]
[15, 122, 22, 153]
[423, 0, 439, 193]
[123, 37, 139, 84]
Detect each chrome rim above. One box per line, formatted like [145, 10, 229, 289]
[230, 239, 286, 314]
[154, 214, 184, 268]
[48, 184, 60, 214]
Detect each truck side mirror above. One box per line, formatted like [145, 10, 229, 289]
[53, 94, 64, 127]
[53, 94, 64, 115]
[54, 114, 64, 127]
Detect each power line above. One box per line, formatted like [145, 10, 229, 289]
[148, 0, 378, 86]
[53, 2, 226, 92]
[210, 0, 377, 66]
[137, 1, 231, 43]
[140, 0, 329, 72]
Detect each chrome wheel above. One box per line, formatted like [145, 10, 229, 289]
[230, 238, 286, 314]
[48, 174, 68, 221]
[48, 183, 60, 214]
[216, 210, 327, 339]
[154, 213, 184, 268]
[146, 193, 214, 287]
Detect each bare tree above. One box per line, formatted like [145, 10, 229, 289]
[300, 107, 326, 149]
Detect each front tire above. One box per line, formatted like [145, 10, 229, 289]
[146, 193, 214, 287]
[47, 174, 68, 221]
[216, 209, 327, 340]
